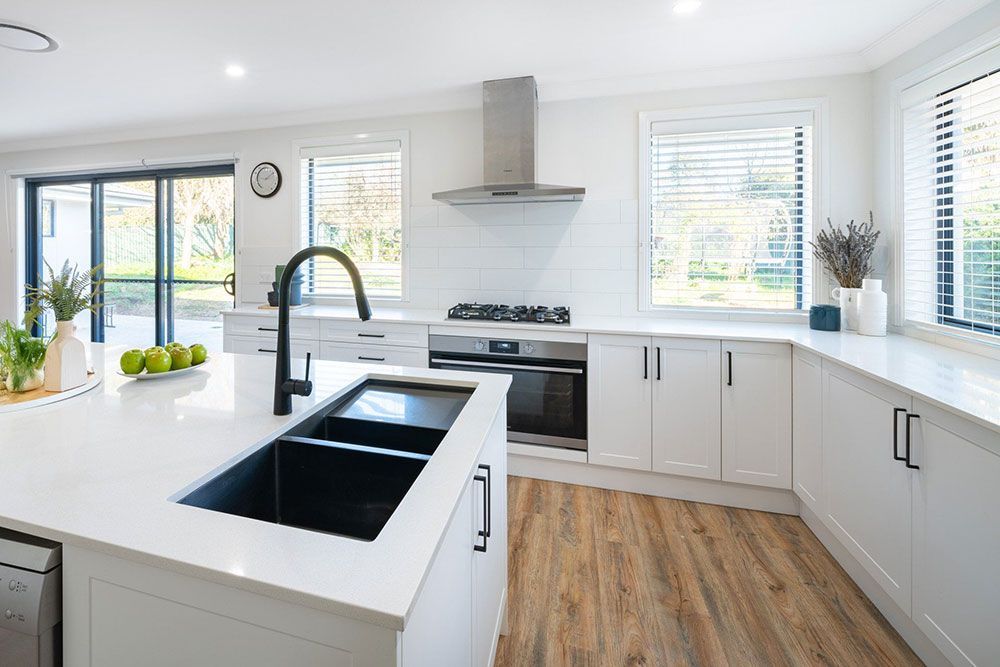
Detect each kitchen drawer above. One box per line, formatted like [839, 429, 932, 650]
[320, 342, 428, 368]
[225, 335, 319, 359]
[320, 320, 429, 348]
[224, 315, 319, 341]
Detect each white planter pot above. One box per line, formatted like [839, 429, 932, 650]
[858, 278, 888, 337]
[44, 321, 88, 391]
[831, 286, 862, 331]
[4, 367, 44, 393]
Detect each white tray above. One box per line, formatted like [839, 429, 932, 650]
[117, 358, 209, 381]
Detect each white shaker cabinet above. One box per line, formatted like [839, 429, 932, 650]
[721, 341, 791, 489]
[910, 400, 1000, 667]
[792, 348, 823, 512]
[822, 363, 913, 613]
[587, 334, 652, 470]
[651, 337, 721, 480]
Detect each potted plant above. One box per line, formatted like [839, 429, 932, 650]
[0, 321, 48, 393]
[811, 214, 880, 331]
[24, 260, 103, 391]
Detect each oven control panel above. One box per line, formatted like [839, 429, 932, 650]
[489, 340, 519, 355]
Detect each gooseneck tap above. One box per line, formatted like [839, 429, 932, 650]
[273, 246, 372, 415]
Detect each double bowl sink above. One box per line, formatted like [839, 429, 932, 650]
[177, 381, 472, 541]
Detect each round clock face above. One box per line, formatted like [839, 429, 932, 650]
[250, 162, 281, 198]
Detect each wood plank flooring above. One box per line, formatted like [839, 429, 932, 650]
[494, 476, 922, 667]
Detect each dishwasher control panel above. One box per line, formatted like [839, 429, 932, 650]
[0, 563, 61, 635]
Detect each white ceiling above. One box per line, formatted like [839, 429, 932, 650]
[0, 0, 992, 151]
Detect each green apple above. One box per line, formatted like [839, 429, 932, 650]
[119, 349, 145, 375]
[145, 349, 172, 373]
[169, 345, 193, 370]
[164, 342, 183, 351]
[189, 343, 207, 366]
[144, 345, 165, 358]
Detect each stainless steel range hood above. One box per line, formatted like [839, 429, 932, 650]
[433, 76, 585, 205]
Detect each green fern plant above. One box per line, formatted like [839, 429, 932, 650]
[24, 260, 104, 329]
[0, 320, 48, 392]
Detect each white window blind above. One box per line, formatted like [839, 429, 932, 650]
[646, 114, 813, 311]
[902, 56, 1000, 336]
[299, 140, 403, 299]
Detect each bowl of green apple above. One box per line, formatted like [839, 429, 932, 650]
[117, 343, 208, 380]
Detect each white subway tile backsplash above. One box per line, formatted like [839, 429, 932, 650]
[524, 291, 622, 316]
[571, 269, 637, 294]
[410, 268, 481, 289]
[439, 247, 524, 269]
[409, 247, 439, 268]
[437, 289, 525, 308]
[523, 246, 620, 270]
[524, 200, 620, 225]
[480, 225, 570, 247]
[438, 203, 524, 226]
[571, 224, 637, 247]
[620, 200, 639, 225]
[410, 205, 439, 227]
[620, 247, 638, 270]
[411, 226, 480, 247]
[481, 269, 572, 291]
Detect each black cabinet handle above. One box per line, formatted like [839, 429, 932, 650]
[473, 473, 488, 553]
[358, 356, 385, 362]
[643, 346, 648, 380]
[905, 413, 921, 470]
[358, 333, 385, 339]
[892, 407, 907, 461]
[257, 326, 278, 332]
[656, 347, 662, 381]
[726, 351, 733, 386]
[258, 348, 277, 353]
[478, 463, 491, 538]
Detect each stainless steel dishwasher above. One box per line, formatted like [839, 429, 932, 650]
[0, 527, 62, 667]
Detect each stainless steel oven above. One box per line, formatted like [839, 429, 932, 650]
[428, 334, 587, 451]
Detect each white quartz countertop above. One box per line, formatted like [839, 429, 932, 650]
[226, 305, 1000, 434]
[0, 346, 510, 630]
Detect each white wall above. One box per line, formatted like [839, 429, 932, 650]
[872, 2, 1000, 327]
[1, 73, 872, 322]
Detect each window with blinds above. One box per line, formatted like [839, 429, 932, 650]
[299, 139, 404, 299]
[902, 52, 1000, 337]
[644, 112, 813, 311]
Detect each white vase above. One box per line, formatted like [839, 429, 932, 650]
[831, 286, 862, 331]
[858, 278, 888, 337]
[44, 320, 88, 391]
[5, 367, 44, 393]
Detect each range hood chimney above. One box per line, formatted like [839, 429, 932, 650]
[432, 76, 585, 205]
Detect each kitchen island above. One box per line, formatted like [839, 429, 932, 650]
[0, 345, 511, 666]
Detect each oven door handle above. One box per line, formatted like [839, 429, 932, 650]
[429, 358, 584, 374]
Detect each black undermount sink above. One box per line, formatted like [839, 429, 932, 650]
[177, 381, 472, 541]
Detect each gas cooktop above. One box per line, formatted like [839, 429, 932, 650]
[447, 303, 571, 324]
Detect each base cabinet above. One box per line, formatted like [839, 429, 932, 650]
[911, 401, 1000, 666]
[792, 348, 823, 512]
[721, 341, 791, 489]
[822, 363, 913, 613]
[587, 334, 652, 470]
[651, 337, 721, 480]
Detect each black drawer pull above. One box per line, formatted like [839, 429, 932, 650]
[478, 464, 491, 538]
[257, 326, 278, 332]
[473, 474, 488, 553]
[892, 407, 907, 461]
[727, 350, 733, 386]
[358, 333, 385, 339]
[905, 413, 921, 470]
[643, 346, 648, 380]
[656, 346, 662, 381]
[257, 348, 277, 353]
[358, 356, 385, 362]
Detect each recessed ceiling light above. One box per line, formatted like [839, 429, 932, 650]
[225, 64, 246, 78]
[0, 23, 58, 52]
[673, 0, 702, 15]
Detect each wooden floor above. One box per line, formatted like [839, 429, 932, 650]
[494, 476, 921, 667]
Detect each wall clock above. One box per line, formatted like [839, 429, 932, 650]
[250, 162, 281, 198]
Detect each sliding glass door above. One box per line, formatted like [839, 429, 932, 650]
[25, 165, 235, 350]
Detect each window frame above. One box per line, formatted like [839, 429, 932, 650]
[292, 130, 410, 303]
[638, 98, 827, 315]
[893, 34, 1000, 347]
